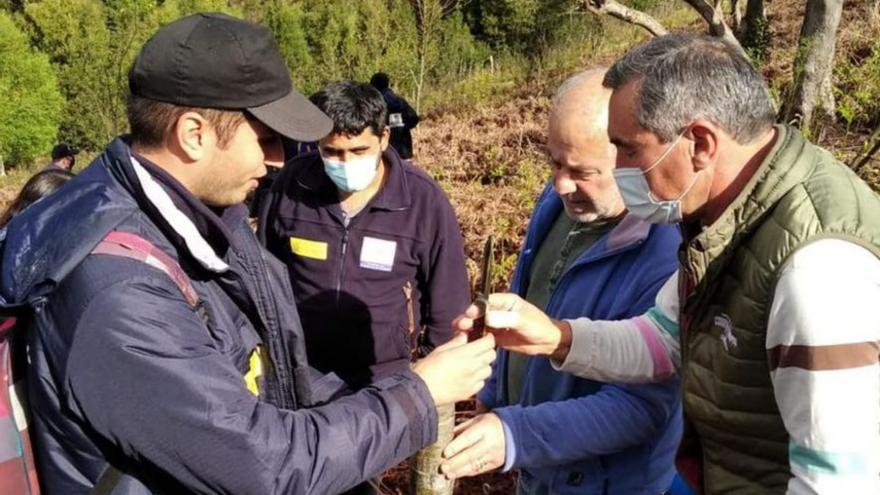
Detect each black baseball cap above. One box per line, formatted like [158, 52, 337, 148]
[51, 143, 79, 160]
[128, 12, 332, 142]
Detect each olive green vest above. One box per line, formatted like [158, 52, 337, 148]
[678, 125, 880, 493]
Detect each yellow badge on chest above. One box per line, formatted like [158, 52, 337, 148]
[244, 345, 267, 397]
[290, 237, 328, 260]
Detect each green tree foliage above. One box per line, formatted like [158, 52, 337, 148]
[263, 0, 486, 109]
[465, 0, 571, 51]
[835, 43, 880, 130]
[21, 0, 239, 151]
[0, 10, 63, 167]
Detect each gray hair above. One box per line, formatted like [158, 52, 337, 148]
[603, 34, 776, 144]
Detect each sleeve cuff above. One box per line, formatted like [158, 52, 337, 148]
[550, 318, 596, 374]
[379, 371, 439, 452]
[494, 408, 518, 472]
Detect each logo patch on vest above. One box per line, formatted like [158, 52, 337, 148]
[714, 314, 738, 352]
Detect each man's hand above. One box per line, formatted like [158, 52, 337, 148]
[453, 293, 573, 361]
[439, 413, 506, 479]
[412, 333, 496, 406]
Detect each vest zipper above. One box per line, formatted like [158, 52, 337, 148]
[403, 281, 416, 360]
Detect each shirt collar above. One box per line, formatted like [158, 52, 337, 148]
[129, 152, 240, 272]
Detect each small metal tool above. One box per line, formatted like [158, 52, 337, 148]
[470, 235, 494, 341]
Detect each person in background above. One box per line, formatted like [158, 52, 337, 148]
[440, 69, 683, 495]
[43, 143, 79, 172]
[259, 80, 469, 390]
[370, 72, 419, 159]
[258, 80, 469, 494]
[0, 169, 73, 227]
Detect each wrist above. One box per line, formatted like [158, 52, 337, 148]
[549, 319, 572, 362]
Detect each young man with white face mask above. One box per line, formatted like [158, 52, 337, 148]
[258, 80, 470, 391]
[453, 34, 880, 495]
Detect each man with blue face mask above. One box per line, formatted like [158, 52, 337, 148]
[452, 34, 880, 495]
[440, 69, 686, 495]
[258, 80, 469, 389]
[258, 81, 470, 493]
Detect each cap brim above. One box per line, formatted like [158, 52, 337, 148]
[247, 89, 333, 142]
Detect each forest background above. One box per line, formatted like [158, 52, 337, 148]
[0, 0, 878, 300]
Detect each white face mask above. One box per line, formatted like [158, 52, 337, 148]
[321, 153, 380, 192]
[612, 131, 700, 224]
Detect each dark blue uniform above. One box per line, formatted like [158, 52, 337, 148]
[0, 138, 438, 494]
[258, 148, 469, 388]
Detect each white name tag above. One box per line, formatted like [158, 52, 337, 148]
[389, 112, 404, 128]
[360, 237, 396, 272]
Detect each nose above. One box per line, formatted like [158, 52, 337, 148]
[553, 169, 576, 196]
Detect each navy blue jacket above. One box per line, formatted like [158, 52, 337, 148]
[0, 138, 438, 494]
[381, 89, 419, 159]
[258, 148, 469, 388]
[479, 185, 682, 494]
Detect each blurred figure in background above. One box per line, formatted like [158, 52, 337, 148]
[370, 72, 419, 159]
[43, 143, 79, 172]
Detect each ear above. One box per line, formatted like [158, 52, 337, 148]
[174, 111, 214, 161]
[379, 126, 391, 152]
[688, 120, 720, 172]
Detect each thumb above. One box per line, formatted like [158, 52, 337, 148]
[435, 331, 468, 351]
[486, 292, 524, 312]
[485, 309, 522, 329]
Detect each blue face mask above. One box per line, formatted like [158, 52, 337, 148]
[321, 153, 380, 192]
[612, 131, 700, 224]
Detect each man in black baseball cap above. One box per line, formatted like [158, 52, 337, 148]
[128, 12, 331, 143]
[44, 142, 79, 171]
[5, 12, 496, 495]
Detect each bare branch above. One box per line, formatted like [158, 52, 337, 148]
[730, 0, 744, 32]
[577, 0, 668, 37]
[852, 124, 880, 173]
[680, 0, 747, 55]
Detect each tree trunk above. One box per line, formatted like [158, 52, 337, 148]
[578, 0, 668, 37]
[409, 403, 455, 495]
[739, 0, 769, 57]
[0, 155, 5, 177]
[783, 0, 844, 131]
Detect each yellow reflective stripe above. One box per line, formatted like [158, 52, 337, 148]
[290, 237, 328, 260]
[244, 346, 265, 397]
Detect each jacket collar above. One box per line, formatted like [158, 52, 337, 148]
[129, 154, 230, 273]
[295, 147, 412, 211]
[529, 184, 652, 259]
[0, 136, 246, 305]
[682, 125, 812, 280]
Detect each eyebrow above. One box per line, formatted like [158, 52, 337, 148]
[322, 144, 371, 153]
[609, 136, 636, 150]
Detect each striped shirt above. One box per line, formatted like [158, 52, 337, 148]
[554, 239, 880, 494]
